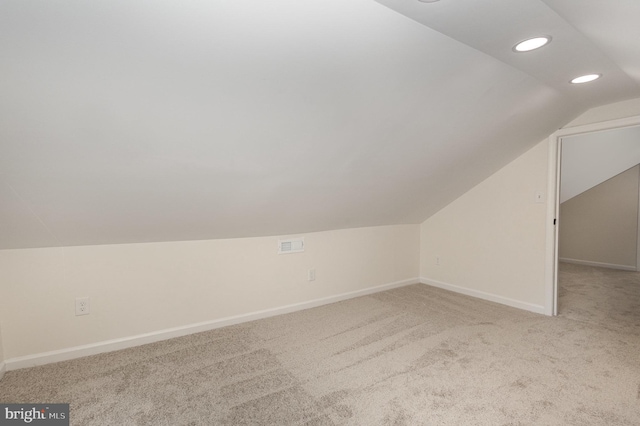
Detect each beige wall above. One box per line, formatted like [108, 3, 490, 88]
[420, 140, 549, 312]
[419, 97, 640, 317]
[0, 224, 419, 361]
[0, 322, 5, 378]
[559, 165, 639, 269]
[564, 98, 640, 128]
[3, 97, 640, 368]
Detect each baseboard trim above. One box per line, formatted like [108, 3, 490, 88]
[5, 277, 419, 371]
[420, 277, 546, 315]
[559, 258, 636, 271]
[0, 362, 6, 381]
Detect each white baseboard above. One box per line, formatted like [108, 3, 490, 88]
[5, 277, 419, 371]
[420, 277, 546, 315]
[559, 258, 636, 271]
[0, 362, 5, 381]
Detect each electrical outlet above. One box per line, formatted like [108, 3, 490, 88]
[308, 268, 316, 282]
[75, 297, 90, 316]
[436, 256, 440, 266]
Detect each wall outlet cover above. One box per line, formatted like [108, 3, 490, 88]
[75, 297, 90, 316]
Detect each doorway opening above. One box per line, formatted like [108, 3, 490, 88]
[546, 116, 640, 316]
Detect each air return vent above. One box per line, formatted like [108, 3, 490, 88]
[278, 238, 304, 254]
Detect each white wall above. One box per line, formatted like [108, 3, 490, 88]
[0, 224, 419, 364]
[420, 141, 549, 313]
[559, 165, 639, 269]
[560, 125, 640, 203]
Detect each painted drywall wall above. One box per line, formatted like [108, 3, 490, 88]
[417, 97, 640, 315]
[559, 165, 639, 269]
[0, 322, 5, 379]
[546, 97, 640, 315]
[0, 224, 419, 361]
[560, 126, 640, 203]
[420, 140, 549, 312]
[564, 98, 640, 128]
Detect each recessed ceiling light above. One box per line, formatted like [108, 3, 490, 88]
[570, 74, 601, 84]
[418, 0, 440, 3]
[513, 36, 551, 52]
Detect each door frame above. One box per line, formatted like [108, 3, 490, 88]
[544, 115, 640, 316]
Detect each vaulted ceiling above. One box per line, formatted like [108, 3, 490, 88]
[1, 0, 640, 249]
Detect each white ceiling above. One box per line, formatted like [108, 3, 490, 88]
[1, 0, 640, 249]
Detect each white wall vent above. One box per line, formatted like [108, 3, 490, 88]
[278, 238, 304, 254]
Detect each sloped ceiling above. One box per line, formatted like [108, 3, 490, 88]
[1, 0, 639, 249]
[560, 125, 640, 203]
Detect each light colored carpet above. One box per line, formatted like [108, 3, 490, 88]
[1, 263, 639, 425]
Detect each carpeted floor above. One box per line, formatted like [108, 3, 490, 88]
[1, 263, 639, 425]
